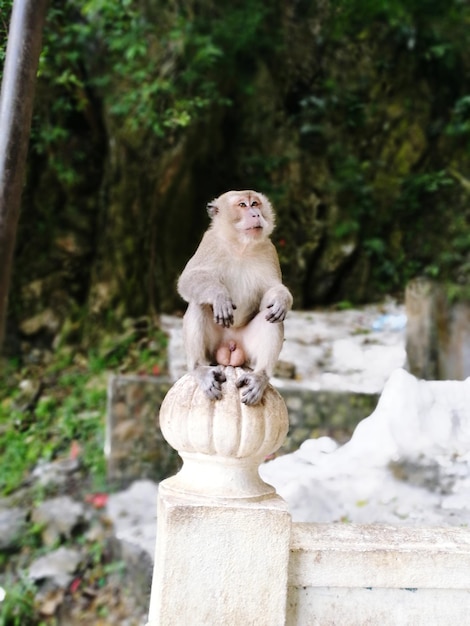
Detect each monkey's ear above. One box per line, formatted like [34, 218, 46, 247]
[206, 201, 218, 219]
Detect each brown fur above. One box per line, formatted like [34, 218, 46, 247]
[178, 190, 293, 405]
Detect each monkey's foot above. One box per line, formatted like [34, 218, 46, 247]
[193, 365, 227, 400]
[235, 370, 269, 405]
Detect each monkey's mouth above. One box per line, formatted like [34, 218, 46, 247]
[246, 226, 263, 231]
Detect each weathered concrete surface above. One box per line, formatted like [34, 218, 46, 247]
[406, 278, 470, 380]
[147, 372, 291, 626]
[0, 507, 28, 550]
[287, 523, 470, 625]
[106, 376, 177, 486]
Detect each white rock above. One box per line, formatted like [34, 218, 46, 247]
[260, 368, 470, 526]
[107, 480, 159, 559]
[29, 547, 82, 588]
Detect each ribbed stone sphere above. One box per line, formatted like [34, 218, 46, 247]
[158, 367, 289, 500]
[159, 367, 289, 461]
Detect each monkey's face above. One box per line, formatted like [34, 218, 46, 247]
[209, 190, 275, 243]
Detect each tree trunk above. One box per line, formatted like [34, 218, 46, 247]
[0, 0, 48, 350]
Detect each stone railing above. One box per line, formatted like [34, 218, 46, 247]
[145, 367, 470, 626]
[146, 367, 291, 625]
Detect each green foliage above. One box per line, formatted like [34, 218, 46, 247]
[34, 0, 274, 156]
[80, 1, 227, 137]
[398, 170, 454, 214]
[0, 0, 12, 78]
[446, 96, 470, 139]
[0, 574, 38, 626]
[12, 0, 470, 308]
[328, 0, 470, 47]
[0, 369, 106, 495]
[0, 324, 167, 496]
[292, 0, 470, 298]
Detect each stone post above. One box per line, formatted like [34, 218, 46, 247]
[406, 278, 470, 380]
[146, 366, 291, 626]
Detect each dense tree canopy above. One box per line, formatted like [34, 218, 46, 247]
[2, 0, 470, 347]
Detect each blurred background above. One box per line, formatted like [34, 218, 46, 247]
[4, 0, 470, 350]
[2, 0, 470, 623]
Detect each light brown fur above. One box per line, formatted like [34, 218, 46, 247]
[178, 190, 293, 405]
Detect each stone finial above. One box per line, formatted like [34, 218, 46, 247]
[158, 366, 289, 500]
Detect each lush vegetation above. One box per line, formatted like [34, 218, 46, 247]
[33, 0, 275, 180]
[18, 0, 470, 315]
[0, 0, 12, 77]
[0, 324, 166, 623]
[0, 323, 167, 496]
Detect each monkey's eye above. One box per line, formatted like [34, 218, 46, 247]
[251, 201, 259, 207]
[239, 202, 247, 208]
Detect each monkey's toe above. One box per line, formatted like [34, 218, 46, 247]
[236, 372, 267, 405]
[205, 386, 223, 400]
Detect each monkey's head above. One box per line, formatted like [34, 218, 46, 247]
[207, 190, 275, 244]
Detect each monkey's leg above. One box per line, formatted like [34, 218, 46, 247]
[192, 364, 227, 400]
[183, 303, 227, 400]
[235, 312, 284, 405]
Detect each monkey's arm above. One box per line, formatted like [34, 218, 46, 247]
[179, 268, 236, 327]
[177, 234, 236, 327]
[261, 284, 293, 322]
[260, 244, 293, 322]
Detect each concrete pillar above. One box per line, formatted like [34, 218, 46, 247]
[146, 366, 291, 626]
[406, 277, 470, 380]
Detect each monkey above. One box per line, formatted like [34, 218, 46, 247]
[177, 190, 293, 405]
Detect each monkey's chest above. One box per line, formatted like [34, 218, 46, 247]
[221, 267, 268, 326]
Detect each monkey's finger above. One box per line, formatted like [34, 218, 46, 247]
[265, 304, 286, 322]
[271, 311, 286, 322]
[241, 385, 262, 405]
[213, 367, 227, 383]
[235, 375, 248, 389]
[207, 378, 224, 399]
[214, 313, 232, 327]
[202, 377, 223, 400]
[207, 385, 223, 400]
[236, 376, 257, 403]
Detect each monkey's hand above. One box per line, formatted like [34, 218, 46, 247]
[194, 365, 227, 400]
[236, 370, 269, 405]
[212, 293, 237, 328]
[265, 300, 288, 323]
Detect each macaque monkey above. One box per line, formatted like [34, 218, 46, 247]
[177, 190, 293, 405]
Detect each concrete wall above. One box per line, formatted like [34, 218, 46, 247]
[287, 523, 470, 625]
